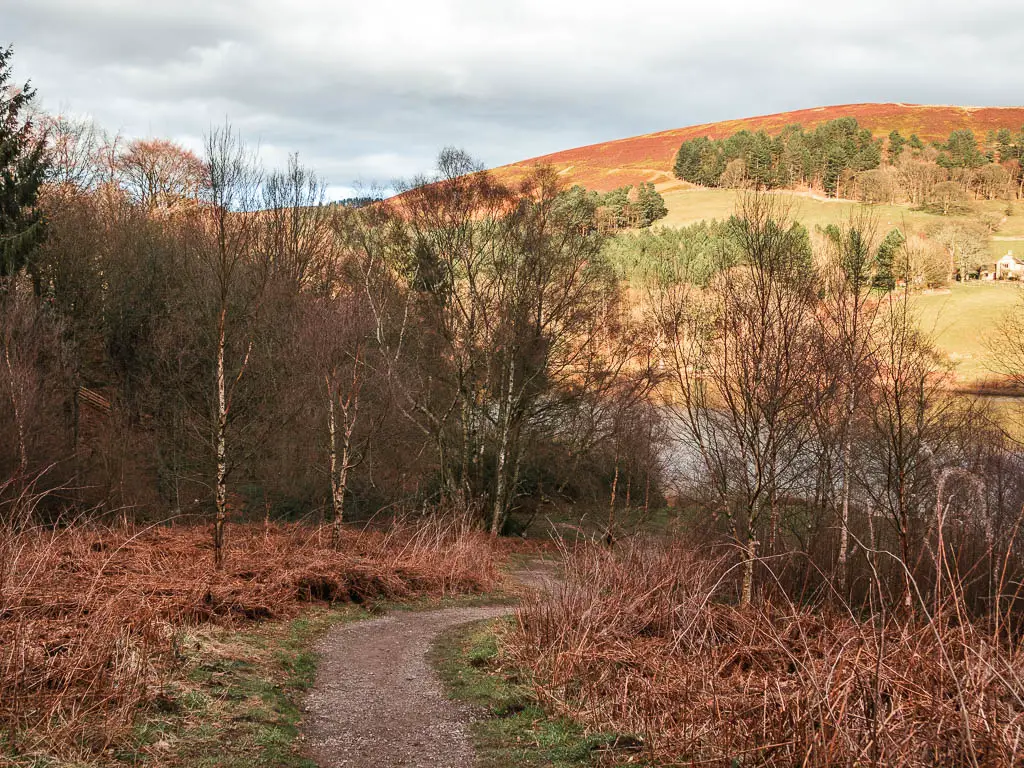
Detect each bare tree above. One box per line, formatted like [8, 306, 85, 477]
[387, 148, 509, 503]
[931, 221, 988, 282]
[859, 292, 952, 610]
[896, 155, 946, 207]
[199, 124, 265, 569]
[42, 114, 107, 192]
[481, 167, 639, 534]
[817, 213, 883, 592]
[376, 153, 651, 533]
[118, 138, 206, 211]
[303, 286, 376, 539]
[660, 191, 818, 604]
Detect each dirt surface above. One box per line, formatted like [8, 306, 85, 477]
[303, 565, 558, 767]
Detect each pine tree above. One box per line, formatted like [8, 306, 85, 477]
[745, 131, 776, 188]
[601, 186, 631, 228]
[823, 145, 847, 197]
[943, 129, 988, 169]
[873, 229, 903, 291]
[673, 138, 710, 183]
[637, 183, 668, 226]
[0, 46, 47, 281]
[887, 130, 907, 162]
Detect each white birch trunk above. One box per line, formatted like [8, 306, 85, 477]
[327, 377, 341, 521]
[838, 386, 855, 592]
[741, 534, 756, 606]
[490, 356, 516, 536]
[214, 306, 228, 570]
[333, 427, 353, 544]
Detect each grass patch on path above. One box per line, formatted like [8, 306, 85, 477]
[431, 619, 647, 768]
[117, 604, 370, 768]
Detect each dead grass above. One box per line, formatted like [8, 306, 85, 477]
[0, 513, 500, 761]
[509, 541, 1024, 767]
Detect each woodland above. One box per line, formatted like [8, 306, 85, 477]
[3, 46, 1024, 766]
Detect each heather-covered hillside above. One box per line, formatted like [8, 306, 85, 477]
[493, 103, 1024, 191]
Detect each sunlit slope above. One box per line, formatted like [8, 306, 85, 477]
[493, 104, 1024, 192]
[910, 282, 1022, 385]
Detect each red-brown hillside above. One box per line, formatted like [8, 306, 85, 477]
[492, 103, 1024, 192]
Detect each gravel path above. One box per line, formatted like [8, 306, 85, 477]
[303, 565, 558, 768]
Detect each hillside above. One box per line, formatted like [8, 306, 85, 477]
[492, 103, 1024, 192]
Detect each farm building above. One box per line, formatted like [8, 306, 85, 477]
[988, 251, 1024, 280]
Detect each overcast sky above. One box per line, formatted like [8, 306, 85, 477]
[6, 0, 1024, 197]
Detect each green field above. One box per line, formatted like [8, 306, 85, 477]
[991, 238, 1024, 261]
[911, 282, 1023, 384]
[654, 189, 1024, 387]
[661, 188, 1022, 243]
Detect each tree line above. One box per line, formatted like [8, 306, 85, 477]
[673, 116, 1024, 204]
[560, 182, 668, 230]
[0, 49, 657, 555]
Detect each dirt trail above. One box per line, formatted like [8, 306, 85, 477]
[302, 565, 558, 768]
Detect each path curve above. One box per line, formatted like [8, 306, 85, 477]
[303, 604, 510, 767]
[302, 561, 562, 768]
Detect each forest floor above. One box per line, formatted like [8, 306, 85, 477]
[0, 521, 515, 767]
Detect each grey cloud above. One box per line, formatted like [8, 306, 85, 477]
[5, 0, 1024, 196]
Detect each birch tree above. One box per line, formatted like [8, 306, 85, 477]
[482, 166, 625, 534]
[200, 125, 264, 569]
[818, 214, 883, 593]
[389, 148, 508, 502]
[387, 153, 643, 533]
[661, 192, 817, 604]
[860, 293, 950, 611]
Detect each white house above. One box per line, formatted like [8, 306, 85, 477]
[995, 251, 1024, 280]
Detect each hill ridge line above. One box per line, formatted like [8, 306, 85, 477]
[491, 103, 1024, 192]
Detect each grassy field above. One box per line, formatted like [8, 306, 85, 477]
[660, 187, 1021, 241]
[991, 238, 1024, 260]
[911, 281, 1022, 383]
[651, 189, 1024, 389]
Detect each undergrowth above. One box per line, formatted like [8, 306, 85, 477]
[116, 604, 368, 768]
[509, 540, 1024, 767]
[0, 514, 500, 763]
[431, 618, 648, 768]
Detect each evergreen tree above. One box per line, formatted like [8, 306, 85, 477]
[996, 128, 1013, 161]
[939, 129, 988, 169]
[673, 137, 710, 183]
[997, 127, 1024, 163]
[674, 117, 882, 193]
[873, 228, 903, 291]
[0, 46, 47, 281]
[887, 130, 907, 162]
[909, 133, 925, 151]
[601, 186, 631, 228]
[636, 182, 668, 226]
[823, 145, 848, 197]
[745, 130, 777, 188]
